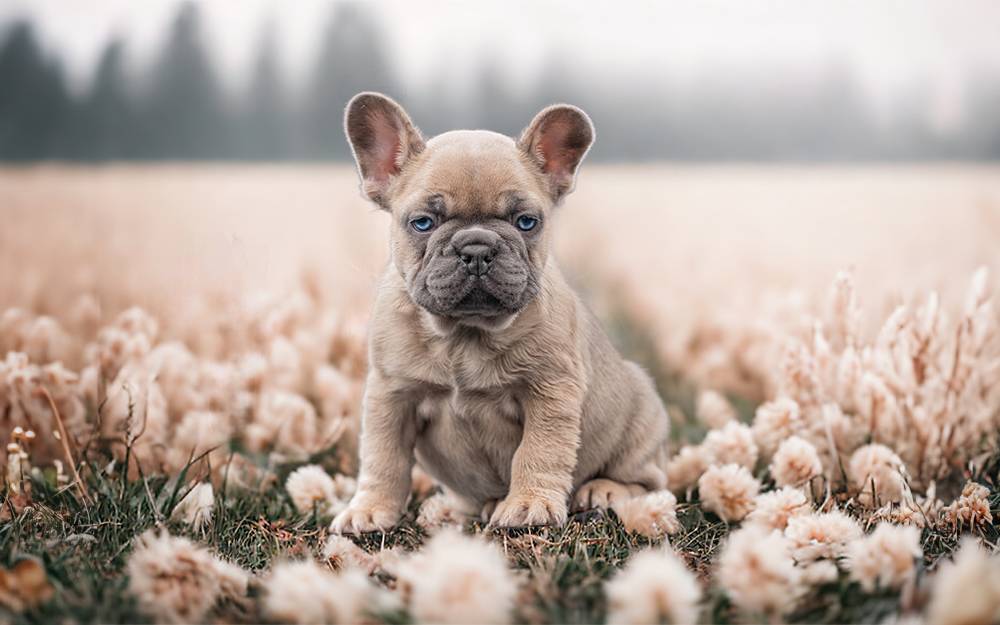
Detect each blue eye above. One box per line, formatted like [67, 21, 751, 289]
[516, 215, 538, 231]
[410, 216, 435, 232]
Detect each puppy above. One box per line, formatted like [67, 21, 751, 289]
[332, 93, 668, 533]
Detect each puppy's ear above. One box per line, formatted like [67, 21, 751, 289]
[518, 105, 594, 203]
[344, 92, 425, 209]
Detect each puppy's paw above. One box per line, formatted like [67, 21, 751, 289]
[330, 497, 401, 534]
[489, 491, 567, 528]
[572, 478, 644, 512]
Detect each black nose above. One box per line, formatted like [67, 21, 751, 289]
[459, 243, 493, 276]
[452, 228, 501, 277]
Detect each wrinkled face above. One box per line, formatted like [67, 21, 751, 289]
[344, 93, 593, 330]
[388, 132, 550, 328]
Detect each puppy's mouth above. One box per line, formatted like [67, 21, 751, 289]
[451, 286, 505, 316]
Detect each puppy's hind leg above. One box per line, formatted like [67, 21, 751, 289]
[574, 363, 669, 513]
[572, 478, 646, 512]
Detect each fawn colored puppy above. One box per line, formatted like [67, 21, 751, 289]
[333, 93, 668, 532]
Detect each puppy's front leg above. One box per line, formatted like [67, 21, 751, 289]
[332, 374, 415, 534]
[490, 385, 582, 528]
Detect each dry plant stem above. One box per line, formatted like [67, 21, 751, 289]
[36, 386, 92, 504]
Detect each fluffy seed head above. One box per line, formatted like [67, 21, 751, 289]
[697, 390, 736, 429]
[752, 397, 803, 459]
[666, 445, 710, 494]
[845, 523, 921, 592]
[927, 538, 1000, 625]
[745, 487, 811, 531]
[263, 559, 374, 624]
[698, 463, 760, 522]
[611, 490, 680, 538]
[784, 511, 862, 563]
[170, 482, 214, 531]
[285, 464, 337, 516]
[704, 421, 759, 470]
[717, 525, 801, 617]
[125, 530, 229, 624]
[770, 436, 823, 488]
[605, 548, 701, 625]
[395, 529, 517, 625]
[849, 444, 907, 507]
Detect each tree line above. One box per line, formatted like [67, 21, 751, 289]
[1, 2, 998, 162]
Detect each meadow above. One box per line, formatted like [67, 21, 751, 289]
[1, 165, 999, 624]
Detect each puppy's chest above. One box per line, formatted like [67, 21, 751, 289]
[417, 335, 520, 390]
[416, 342, 526, 427]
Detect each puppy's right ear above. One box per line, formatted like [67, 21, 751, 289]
[344, 92, 425, 209]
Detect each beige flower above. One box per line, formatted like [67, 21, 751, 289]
[704, 421, 759, 470]
[697, 390, 736, 429]
[926, 538, 1000, 625]
[849, 444, 907, 507]
[745, 487, 811, 531]
[263, 559, 375, 624]
[698, 464, 760, 522]
[784, 511, 862, 564]
[285, 465, 337, 516]
[846, 523, 921, 592]
[611, 490, 681, 538]
[771, 435, 823, 488]
[752, 397, 803, 459]
[395, 529, 517, 624]
[605, 548, 701, 625]
[126, 529, 248, 624]
[666, 445, 710, 494]
[717, 525, 801, 617]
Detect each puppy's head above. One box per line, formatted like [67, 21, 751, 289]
[345, 92, 593, 331]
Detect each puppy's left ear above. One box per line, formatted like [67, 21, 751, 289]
[344, 92, 425, 209]
[518, 104, 594, 203]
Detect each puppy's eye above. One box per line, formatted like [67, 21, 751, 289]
[515, 215, 538, 232]
[410, 216, 435, 232]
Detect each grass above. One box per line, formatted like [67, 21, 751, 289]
[2, 302, 998, 625]
[3, 442, 998, 624]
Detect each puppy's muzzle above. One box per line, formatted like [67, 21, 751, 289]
[452, 228, 501, 277]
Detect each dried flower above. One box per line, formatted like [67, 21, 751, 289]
[745, 487, 811, 531]
[323, 536, 377, 574]
[698, 463, 760, 522]
[752, 397, 803, 459]
[666, 445, 710, 494]
[784, 511, 862, 564]
[416, 492, 467, 531]
[611, 490, 680, 538]
[717, 525, 801, 617]
[771, 436, 823, 488]
[171, 482, 214, 531]
[0, 558, 55, 613]
[926, 538, 1000, 625]
[126, 529, 242, 624]
[285, 465, 338, 516]
[849, 444, 907, 507]
[942, 482, 993, 530]
[697, 390, 736, 429]
[845, 523, 921, 592]
[396, 529, 517, 624]
[703, 421, 759, 470]
[263, 559, 374, 624]
[605, 548, 701, 625]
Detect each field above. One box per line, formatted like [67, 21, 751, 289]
[1, 165, 999, 624]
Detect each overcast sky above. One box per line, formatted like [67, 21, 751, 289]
[2, 0, 999, 113]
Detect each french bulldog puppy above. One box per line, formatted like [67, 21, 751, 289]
[332, 92, 668, 533]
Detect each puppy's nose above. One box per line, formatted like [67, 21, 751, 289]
[458, 243, 494, 276]
[452, 228, 501, 277]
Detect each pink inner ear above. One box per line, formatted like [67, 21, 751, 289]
[369, 111, 403, 180]
[538, 117, 579, 175]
